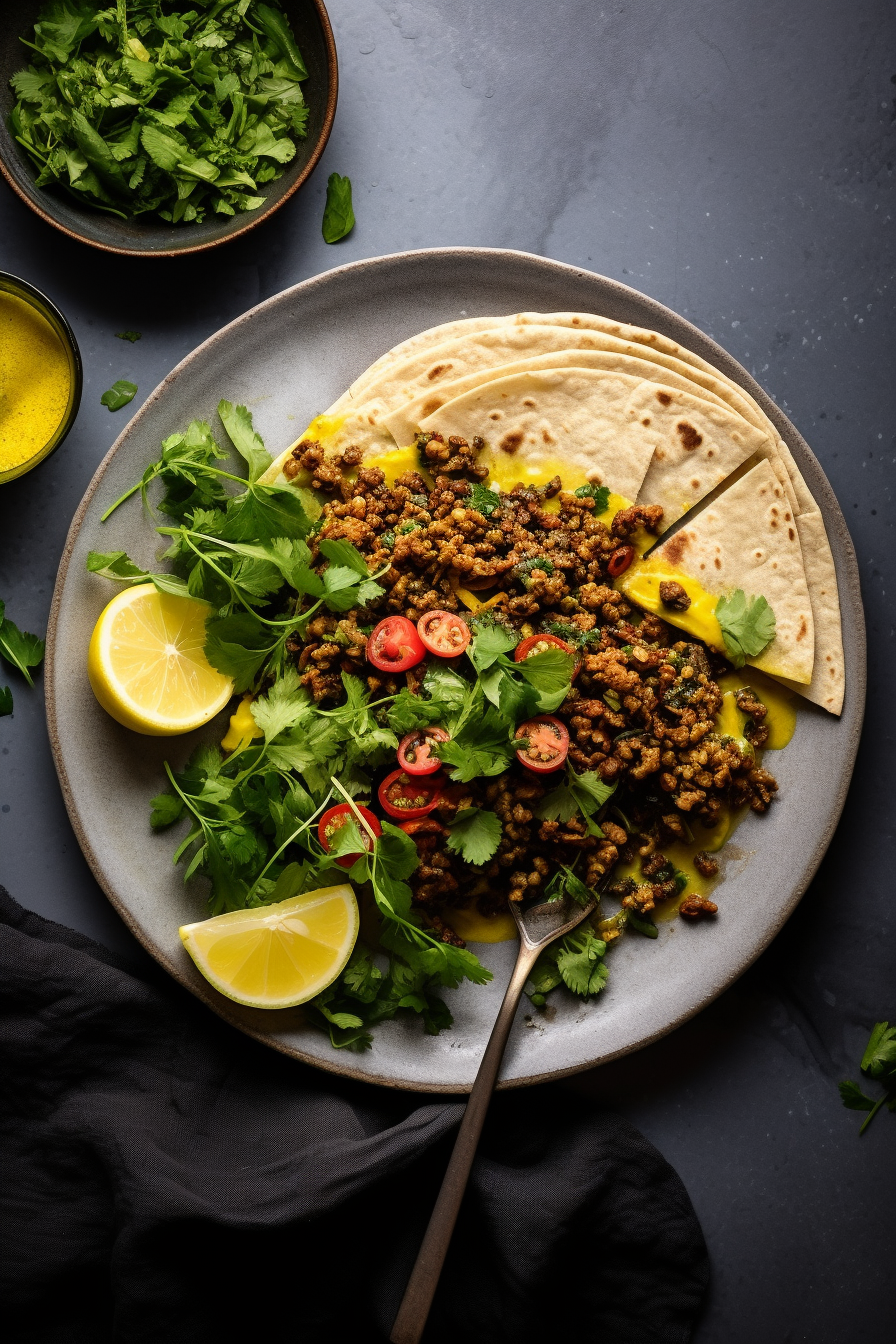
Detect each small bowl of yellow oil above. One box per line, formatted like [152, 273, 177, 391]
[0, 271, 82, 485]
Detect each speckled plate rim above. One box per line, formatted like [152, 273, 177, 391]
[45, 247, 867, 1092]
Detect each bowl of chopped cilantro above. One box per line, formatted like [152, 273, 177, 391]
[0, 0, 337, 256]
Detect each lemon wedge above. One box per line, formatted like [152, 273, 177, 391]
[180, 885, 360, 1009]
[87, 583, 233, 735]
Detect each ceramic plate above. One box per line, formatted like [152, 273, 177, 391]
[46, 249, 866, 1092]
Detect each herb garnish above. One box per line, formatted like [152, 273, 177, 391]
[100, 379, 137, 411]
[9, 1, 309, 225]
[839, 1021, 896, 1134]
[115, 330, 141, 342]
[322, 172, 355, 243]
[0, 599, 46, 718]
[715, 589, 776, 668]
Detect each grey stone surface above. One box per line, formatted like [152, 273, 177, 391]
[0, 0, 893, 1338]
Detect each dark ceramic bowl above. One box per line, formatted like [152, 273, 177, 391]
[0, 270, 82, 484]
[0, 1, 337, 257]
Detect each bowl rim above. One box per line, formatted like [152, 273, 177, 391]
[0, 268, 83, 484]
[0, 0, 338, 259]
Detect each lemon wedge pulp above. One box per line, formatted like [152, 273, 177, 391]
[87, 583, 233, 735]
[180, 885, 360, 1009]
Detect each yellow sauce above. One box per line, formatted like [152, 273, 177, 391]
[441, 906, 518, 943]
[0, 291, 70, 473]
[304, 410, 347, 444]
[220, 694, 262, 753]
[617, 554, 725, 649]
[716, 668, 797, 751]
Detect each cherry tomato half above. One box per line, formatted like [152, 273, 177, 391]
[397, 727, 450, 776]
[417, 610, 471, 658]
[398, 818, 449, 838]
[607, 545, 635, 578]
[318, 803, 381, 868]
[378, 769, 444, 819]
[515, 632, 581, 681]
[367, 616, 426, 673]
[514, 715, 570, 773]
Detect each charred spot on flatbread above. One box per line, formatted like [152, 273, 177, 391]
[657, 391, 673, 406]
[426, 363, 452, 381]
[422, 398, 444, 417]
[676, 421, 703, 451]
[500, 431, 524, 454]
[663, 530, 691, 565]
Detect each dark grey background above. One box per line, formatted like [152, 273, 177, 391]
[1, 1, 893, 1339]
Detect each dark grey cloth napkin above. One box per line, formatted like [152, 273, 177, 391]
[0, 886, 708, 1343]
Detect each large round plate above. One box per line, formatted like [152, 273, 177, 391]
[46, 249, 866, 1092]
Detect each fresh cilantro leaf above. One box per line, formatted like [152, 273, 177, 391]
[468, 623, 518, 672]
[218, 485, 313, 544]
[217, 401, 272, 483]
[838, 1081, 876, 1112]
[0, 601, 45, 687]
[509, 646, 574, 711]
[433, 707, 518, 783]
[204, 613, 276, 692]
[318, 538, 371, 576]
[101, 380, 137, 412]
[839, 1020, 896, 1134]
[860, 1021, 896, 1077]
[544, 864, 594, 908]
[446, 808, 502, 866]
[535, 767, 615, 833]
[249, 669, 312, 741]
[0, 687, 12, 717]
[574, 483, 611, 512]
[376, 821, 421, 881]
[555, 925, 609, 998]
[86, 550, 147, 583]
[322, 172, 355, 243]
[115, 331, 141, 342]
[715, 590, 777, 667]
[254, 3, 308, 78]
[342, 949, 384, 1004]
[149, 790, 184, 830]
[467, 482, 501, 516]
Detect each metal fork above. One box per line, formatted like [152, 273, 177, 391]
[389, 892, 597, 1344]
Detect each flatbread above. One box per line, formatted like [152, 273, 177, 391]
[420, 370, 768, 516]
[423, 369, 665, 501]
[632, 460, 815, 684]
[775, 511, 844, 713]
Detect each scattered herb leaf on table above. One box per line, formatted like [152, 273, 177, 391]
[322, 172, 355, 242]
[101, 380, 137, 411]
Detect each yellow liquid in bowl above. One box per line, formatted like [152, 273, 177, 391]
[0, 291, 71, 475]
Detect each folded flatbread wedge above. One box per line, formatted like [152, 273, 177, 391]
[618, 460, 815, 685]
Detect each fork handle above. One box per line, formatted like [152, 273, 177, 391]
[390, 939, 542, 1344]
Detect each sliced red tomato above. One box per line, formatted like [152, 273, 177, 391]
[417, 610, 471, 657]
[397, 727, 450, 776]
[515, 632, 581, 680]
[398, 818, 449, 838]
[367, 616, 425, 672]
[607, 545, 635, 578]
[514, 715, 570, 773]
[318, 803, 381, 868]
[378, 769, 444, 819]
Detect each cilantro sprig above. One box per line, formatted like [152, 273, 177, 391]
[10, 1, 310, 226]
[715, 589, 776, 668]
[840, 1021, 896, 1134]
